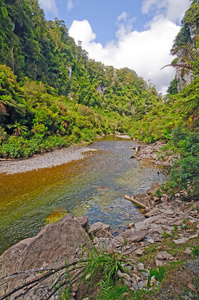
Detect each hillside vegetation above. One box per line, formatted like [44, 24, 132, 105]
[0, 0, 161, 158]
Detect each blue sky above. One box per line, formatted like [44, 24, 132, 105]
[38, 0, 190, 93]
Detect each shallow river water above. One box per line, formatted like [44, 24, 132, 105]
[0, 136, 168, 254]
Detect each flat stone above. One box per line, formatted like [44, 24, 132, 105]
[161, 225, 174, 232]
[127, 231, 148, 242]
[184, 247, 192, 254]
[190, 234, 198, 239]
[131, 283, 139, 291]
[173, 237, 189, 244]
[135, 248, 144, 256]
[89, 222, 112, 238]
[160, 209, 174, 215]
[135, 215, 161, 230]
[138, 281, 144, 289]
[150, 224, 164, 234]
[155, 251, 174, 260]
[145, 208, 160, 218]
[138, 263, 145, 270]
[156, 218, 170, 225]
[142, 271, 149, 278]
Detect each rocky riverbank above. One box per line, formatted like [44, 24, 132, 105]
[0, 183, 198, 299]
[132, 141, 173, 167]
[0, 145, 97, 174]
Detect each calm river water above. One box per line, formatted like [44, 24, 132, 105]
[0, 136, 168, 254]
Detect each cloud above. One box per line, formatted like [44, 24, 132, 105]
[141, 0, 190, 23]
[38, 0, 58, 15]
[69, 20, 96, 43]
[69, 16, 180, 93]
[116, 12, 137, 39]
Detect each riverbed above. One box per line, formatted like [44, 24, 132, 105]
[0, 136, 168, 254]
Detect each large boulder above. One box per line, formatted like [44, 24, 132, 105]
[0, 214, 92, 299]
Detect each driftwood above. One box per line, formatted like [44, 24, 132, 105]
[123, 195, 148, 209]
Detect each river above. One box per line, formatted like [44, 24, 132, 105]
[0, 136, 168, 254]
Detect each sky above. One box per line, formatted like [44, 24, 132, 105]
[38, 0, 190, 94]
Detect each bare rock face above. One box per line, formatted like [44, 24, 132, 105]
[0, 214, 92, 299]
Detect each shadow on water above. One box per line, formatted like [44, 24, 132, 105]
[0, 136, 169, 254]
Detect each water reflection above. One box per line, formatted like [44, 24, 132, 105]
[0, 136, 168, 254]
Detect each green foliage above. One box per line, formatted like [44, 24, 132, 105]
[147, 267, 165, 288]
[167, 78, 178, 95]
[164, 125, 199, 197]
[192, 244, 199, 257]
[81, 248, 122, 287]
[74, 248, 131, 299]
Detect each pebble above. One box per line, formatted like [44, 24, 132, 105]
[138, 263, 145, 270]
[132, 283, 139, 291]
[138, 281, 144, 289]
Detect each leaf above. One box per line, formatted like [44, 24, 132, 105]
[188, 282, 195, 292]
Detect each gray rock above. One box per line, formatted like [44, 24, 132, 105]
[0, 214, 92, 299]
[135, 248, 144, 256]
[184, 247, 192, 254]
[142, 271, 149, 278]
[123, 273, 131, 282]
[89, 222, 112, 238]
[131, 283, 139, 291]
[126, 231, 148, 243]
[138, 281, 144, 289]
[138, 263, 145, 270]
[159, 208, 174, 215]
[155, 251, 174, 260]
[74, 216, 89, 229]
[124, 280, 132, 288]
[173, 237, 189, 244]
[145, 208, 160, 218]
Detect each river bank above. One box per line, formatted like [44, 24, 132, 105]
[0, 182, 198, 299]
[0, 144, 97, 174]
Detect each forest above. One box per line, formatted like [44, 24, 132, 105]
[0, 0, 199, 198]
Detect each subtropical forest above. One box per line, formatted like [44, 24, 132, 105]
[1, 0, 199, 200]
[0, 0, 199, 299]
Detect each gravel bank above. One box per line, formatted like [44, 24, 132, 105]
[0, 145, 97, 174]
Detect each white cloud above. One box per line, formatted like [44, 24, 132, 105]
[116, 12, 137, 40]
[69, 20, 96, 43]
[69, 17, 179, 93]
[38, 0, 58, 15]
[141, 0, 190, 23]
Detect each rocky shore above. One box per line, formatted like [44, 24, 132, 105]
[0, 182, 198, 299]
[0, 145, 97, 174]
[131, 141, 173, 167]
